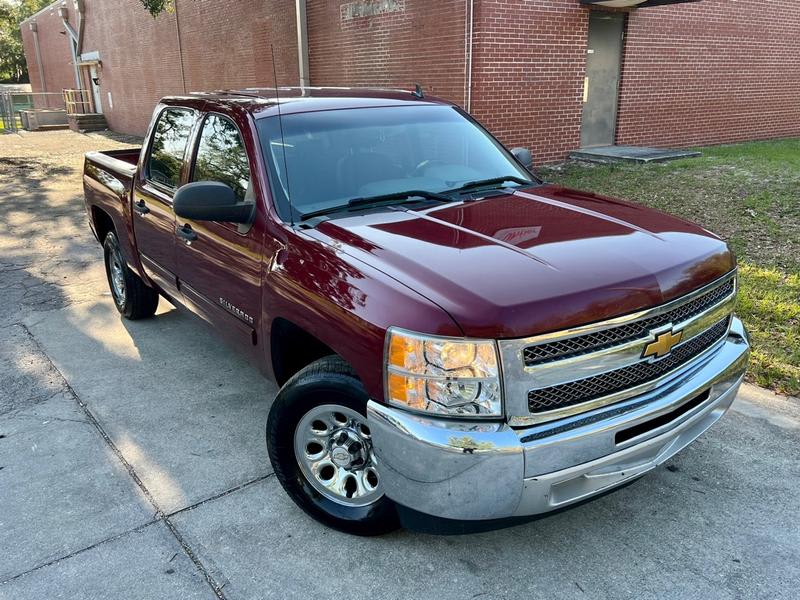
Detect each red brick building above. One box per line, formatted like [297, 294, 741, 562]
[20, 0, 800, 163]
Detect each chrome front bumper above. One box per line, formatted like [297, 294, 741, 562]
[367, 317, 750, 521]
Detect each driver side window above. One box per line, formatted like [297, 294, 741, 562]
[192, 114, 251, 202]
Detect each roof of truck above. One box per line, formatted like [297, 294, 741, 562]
[162, 86, 453, 118]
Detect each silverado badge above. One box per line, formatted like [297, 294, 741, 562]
[642, 328, 683, 360]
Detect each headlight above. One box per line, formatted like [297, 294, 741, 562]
[384, 328, 502, 418]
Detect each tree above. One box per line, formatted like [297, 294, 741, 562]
[139, 0, 173, 16]
[0, 0, 53, 83]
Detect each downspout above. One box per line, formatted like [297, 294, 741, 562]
[464, 0, 474, 111]
[173, 0, 187, 93]
[59, 5, 81, 89]
[295, 0, 310, 90]
[76, 0, 86, 55]
[29, 21, 47, 92]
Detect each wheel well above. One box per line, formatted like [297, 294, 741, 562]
[92, 207, 115, 244]
[270, 318, 336, 386]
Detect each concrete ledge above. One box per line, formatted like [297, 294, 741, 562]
[570, 145, 702, 164]
[20, 109, 68, 132]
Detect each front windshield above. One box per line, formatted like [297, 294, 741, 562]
[257, 105, 534, 220]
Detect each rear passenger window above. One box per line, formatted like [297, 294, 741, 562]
[192, 114, 250, 202]
[146, 108, 194, 190]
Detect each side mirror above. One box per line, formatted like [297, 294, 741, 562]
[511, 147, 534, 170]
[173, 181, 254, 224]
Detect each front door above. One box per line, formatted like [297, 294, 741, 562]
[580, 12, 625, 148]
[89, 65, 103, 114]
[132, 106, 196, 298]
[175, 113, 263, 354]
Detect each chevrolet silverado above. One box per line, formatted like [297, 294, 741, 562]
[82, 87, 749, 535]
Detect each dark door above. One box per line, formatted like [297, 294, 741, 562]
[175, 113, 263, 352]
[133, 107, 197, 297]
[580, 12, 625, 148]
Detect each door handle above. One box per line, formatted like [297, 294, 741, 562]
[133, 200, 150, 215]
[176, 223, 198, 243]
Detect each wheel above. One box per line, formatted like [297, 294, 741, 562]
[267, 356, 400, 535]
[103, 231, 159, 320]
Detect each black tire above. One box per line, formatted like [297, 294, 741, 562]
[103, 231, 159, 320]
[267, 356, 400, 536]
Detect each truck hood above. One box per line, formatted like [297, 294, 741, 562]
[306, 184, 735, 339]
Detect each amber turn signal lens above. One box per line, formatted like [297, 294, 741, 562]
[388, 334, 410, 368]
[387, 372, 427, 410]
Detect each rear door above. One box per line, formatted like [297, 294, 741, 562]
[132, 106, 197, 297]
[580, 12, 625, 148]
[175, 112, 264, 353]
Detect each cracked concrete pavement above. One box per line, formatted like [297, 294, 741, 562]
[0, 130, 799, 599]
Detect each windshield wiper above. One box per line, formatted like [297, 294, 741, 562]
[346, 189, 453, 209]
[299, 190, 452, 221]
[449, 175, 533, 195]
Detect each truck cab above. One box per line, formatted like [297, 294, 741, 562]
[83, 88, 749, 535]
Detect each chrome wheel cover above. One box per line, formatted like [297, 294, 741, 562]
[293, 404, 383, 506]
[109, 244, 127, 306]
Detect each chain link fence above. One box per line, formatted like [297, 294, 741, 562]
[0, 92, 67, 133]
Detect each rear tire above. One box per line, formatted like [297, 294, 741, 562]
[267, 356, 400, 536]
[103, 231, 159, 320]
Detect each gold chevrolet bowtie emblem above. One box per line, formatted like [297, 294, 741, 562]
[642, 328, 683, 360]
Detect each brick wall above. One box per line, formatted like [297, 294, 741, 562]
[174, 0, 298, 95]
[20, 0, 800, 158]
[307, 0, 468, 103]
[78, 0, 183, 133]
[465, 0, 800, 161]
[20, 2, 77, 108]
[78, 0, 297, 135]
[616, 0, 800, 147]
[470, 0, 589, 164]
[22, 0, 298, 135]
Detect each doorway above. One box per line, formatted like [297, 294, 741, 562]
[580, 12, 625, 148]
[88, 65, 103, 114]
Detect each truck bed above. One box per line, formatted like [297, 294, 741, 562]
[83, 148, 142, 273]
[85, 148, 140, 175]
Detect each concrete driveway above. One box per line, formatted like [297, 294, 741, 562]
[1, 130, 798, 600]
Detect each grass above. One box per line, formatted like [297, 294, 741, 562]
[539, 138, 800, 396]
[0, 117, 24, 132]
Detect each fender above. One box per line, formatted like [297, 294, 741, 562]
[262, 228, 462, 400]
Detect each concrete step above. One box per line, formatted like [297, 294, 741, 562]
[68, 113, 108, 133]
[72, 117, 108, 125]
[36, 124, 70, 131]
[569, 145, 701, 164]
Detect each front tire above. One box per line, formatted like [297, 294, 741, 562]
[267, 356, 400, 535]
[103, 231, 159, 320]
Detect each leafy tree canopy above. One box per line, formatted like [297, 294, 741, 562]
[139, 0, 174, 17]
[0, 0, 53, 83]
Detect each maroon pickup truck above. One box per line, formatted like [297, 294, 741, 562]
[83, 87, 749, 535]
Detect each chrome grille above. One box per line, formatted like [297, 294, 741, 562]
[527, 318, 730, 414]
[523, 278, 735, 366]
